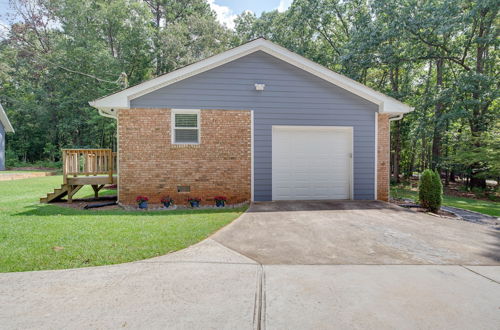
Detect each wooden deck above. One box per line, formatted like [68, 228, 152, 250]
[41, 149, 117, 203]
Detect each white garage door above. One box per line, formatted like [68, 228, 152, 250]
[272, 126, 352, 200]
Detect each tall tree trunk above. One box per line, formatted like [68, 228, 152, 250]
[467, 11, 491, 188]
[389, 66, 401, 183]
[431, 58, 444, 170]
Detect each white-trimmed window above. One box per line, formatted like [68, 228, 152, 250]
[171, 109, 200, 144]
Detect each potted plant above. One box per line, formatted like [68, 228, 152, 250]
[187, 197, 201, 207]
[161, 196, 174, 208]
[136, 196, 149, 209]
[214, 196, 227, 207]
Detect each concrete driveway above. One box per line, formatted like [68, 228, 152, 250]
[213, 200, 500, 265]
[1, 201, 500, 329]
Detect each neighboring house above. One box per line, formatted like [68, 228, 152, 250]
[0, 103, 15, 171]
[90, 38, 413, 206]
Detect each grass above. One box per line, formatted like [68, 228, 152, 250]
[0, 175, 246, 273]
[391, 185, 500, 217]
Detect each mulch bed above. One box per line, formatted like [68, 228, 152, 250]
[53, 195, 119, 211]
[390, 198, 459, 219]
[403, 179, 499, 203]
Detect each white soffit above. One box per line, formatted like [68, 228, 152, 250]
[90, 38, 413, 114]
[0, 103, 14, 133]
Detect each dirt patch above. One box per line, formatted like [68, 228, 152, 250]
[53, 196, 119, 210]
[8, 167, 59, 171]
[402, 179, 499, 202]
[0, 171, 57, 181]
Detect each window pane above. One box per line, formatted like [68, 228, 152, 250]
[175, 129, 198, 143]
[175, 114, 198, 128]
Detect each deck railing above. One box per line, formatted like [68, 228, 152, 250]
[62, 149, 116, 183]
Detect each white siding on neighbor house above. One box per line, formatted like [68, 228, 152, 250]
[0, 121, 5, 171]
[130, 51, 378, 201]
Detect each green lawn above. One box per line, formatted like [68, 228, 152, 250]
[0, 175, 246, 273]
[391, 185, 500, 217]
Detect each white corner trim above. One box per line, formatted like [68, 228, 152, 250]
[250, 110, 254, 202]
[0, 103, 14, 133]
[116, 112, 120, 204]
[90, 38, 413, 115]
[374, 112, 378, 200]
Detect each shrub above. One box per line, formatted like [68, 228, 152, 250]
[418, 169, 443, 212]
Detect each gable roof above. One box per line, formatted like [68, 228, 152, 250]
[90, 38, 413, 115]
[0, 103, 14, 133]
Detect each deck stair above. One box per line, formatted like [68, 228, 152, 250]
[40, 149, 116, 203]
[40, 184, 82, 203]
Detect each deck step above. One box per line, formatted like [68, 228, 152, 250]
[40, 184, 70, 203]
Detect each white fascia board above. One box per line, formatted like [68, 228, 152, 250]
[0, 104, 14, 133]
[90, 38, 413, 115]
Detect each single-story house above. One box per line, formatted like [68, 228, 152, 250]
[90, 38, 413, 206]
[0, 103, 15, 171]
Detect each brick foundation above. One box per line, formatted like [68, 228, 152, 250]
[377, 113, 390, 201]
[117, 108, 251, 206]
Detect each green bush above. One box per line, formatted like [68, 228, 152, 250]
[418, 169, 443, 212]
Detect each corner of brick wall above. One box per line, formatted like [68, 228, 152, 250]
[117, 108, 251, 206]
[377, 114, 390, 201]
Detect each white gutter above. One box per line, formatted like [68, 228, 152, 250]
[389, 113, 404, 122]
[97, 108, 117, 119]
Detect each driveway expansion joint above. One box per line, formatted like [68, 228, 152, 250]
[134, 260, 257, 265]
[461, 265, 500, 285]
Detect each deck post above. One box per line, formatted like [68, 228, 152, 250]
[91, 184, 106, 199]
[62, 150, 67, 184]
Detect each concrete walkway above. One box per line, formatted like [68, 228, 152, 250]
[1, 201, 500, 329]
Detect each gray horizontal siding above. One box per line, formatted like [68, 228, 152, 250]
[131, 51, 378, 201]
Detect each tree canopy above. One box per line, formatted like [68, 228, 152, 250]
[1, 0, 498, 187]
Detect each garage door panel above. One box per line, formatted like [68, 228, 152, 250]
[272, 126, 352, 200]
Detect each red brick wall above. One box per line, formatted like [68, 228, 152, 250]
[377, 113, 390, 201]
[117, 108, 251, 206]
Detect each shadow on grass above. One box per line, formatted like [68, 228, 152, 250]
[15, 203, 248, 217]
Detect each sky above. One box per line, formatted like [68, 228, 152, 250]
[0, 0, 293, 32]
[208, 0, 293, 28]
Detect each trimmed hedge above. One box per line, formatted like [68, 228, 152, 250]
[418, 169, 443, 212]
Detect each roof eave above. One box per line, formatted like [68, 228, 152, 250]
[0, 104, 14, 133]
[90, 38, 413, 116]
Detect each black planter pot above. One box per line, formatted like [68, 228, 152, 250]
[189, 201, 200, 207]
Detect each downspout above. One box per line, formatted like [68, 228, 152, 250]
[388, 113, 404, 189]
[96, 107, 119, 204]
